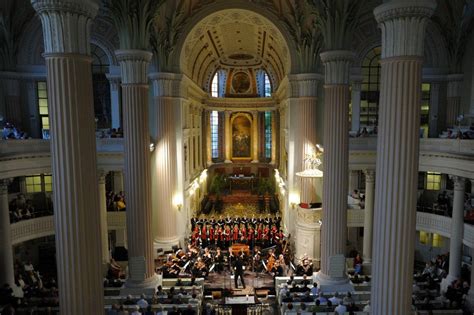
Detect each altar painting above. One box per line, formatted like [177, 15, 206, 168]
[232, 115, 251, 158]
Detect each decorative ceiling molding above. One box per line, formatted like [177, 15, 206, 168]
[179, 8, 290, 90]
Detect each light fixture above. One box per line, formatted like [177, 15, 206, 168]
[289, 192, 299, 209]
[318, 219, 322, 226]
[173, 194, 183, 211]
[149, 142, 155, 152]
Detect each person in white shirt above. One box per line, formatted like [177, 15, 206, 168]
[328, 292, 341, 305]
[279, 284, 289, 299]
[334, 302, 347, 314]
[136, 293, 148, 309]
[130, 305, 140, 315]
[310, 283, 319, 296]
[24, 261, 34, 272]
[363, 301, 371, 312]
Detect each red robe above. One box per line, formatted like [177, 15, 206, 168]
[232, 226, 239, 241]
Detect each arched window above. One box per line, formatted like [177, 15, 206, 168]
[90, 44, 111, 129]
[211, 72, 219, 97]
[210, 111, 219, 158]
[264, 111, 272, 159]
[264, 72, 272, 97]
[361, 47, 381, 127]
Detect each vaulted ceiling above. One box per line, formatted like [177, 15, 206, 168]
[180, 9, 291, 91]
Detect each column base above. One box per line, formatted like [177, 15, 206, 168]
[207, 161, 213, 167]
[313, 271, 353, 293]
[440, 274, 458, 293]
[154, 236, 182, 256]
[121, 273, 160, 295]
[224, 160, 232, 163]
[251, 160, 259, 163]
[465, 292, 474, 312]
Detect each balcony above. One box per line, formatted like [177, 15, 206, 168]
[10, 211, 126, 245]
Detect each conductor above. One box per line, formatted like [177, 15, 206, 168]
[234, 256, 246, 289]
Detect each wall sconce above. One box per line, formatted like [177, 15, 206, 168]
[149, 142, 155, 152]
[173, 194, 183, 211]
[289, 193, 299, 209]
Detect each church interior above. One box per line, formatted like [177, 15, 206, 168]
[1, 0, 474, 314]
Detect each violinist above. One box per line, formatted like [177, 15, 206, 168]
[203, 247, 213, 264]
[192, 257, 208, 278]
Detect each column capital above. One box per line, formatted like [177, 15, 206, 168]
[0, 179, 10, 194]
[320, 50, 355, 85]
[364, 169, 376, 183]
[287, 73, 322, 98]
[149, 72, 182, 97]
[115, 50, 153, 85]
[351, 81, 362, 91]
[374, 1, 436, 59]
[447, 74, 463, 98]
[450, 176, 466, 191]
[31, 0, 99, 55]
[106, 74, 122, 91]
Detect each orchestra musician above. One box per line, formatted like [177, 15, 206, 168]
[192, 257, 208, 278]
[215, 247, 224, 273]
[296, 253, 313, 276]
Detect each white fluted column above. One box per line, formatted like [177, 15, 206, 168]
[446, 74, 463, 128]
[0, 180, 14, 287]
[371, 2, 436, 314]
[318, 50, 354, 285]
[362, 170, 375, 265]
[252, 110, 259, 163]
[116, 49, 157, 287]
[31, 0, 104, 313]
[224, 111, 232, 163]
[150, 73, 182, 250]
[442, 176, 466, 291]
[98, 171, 110, 264]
